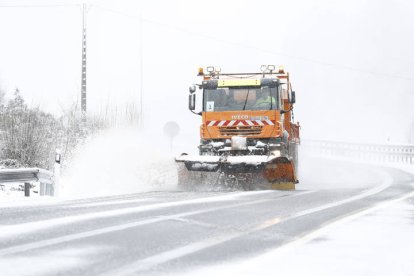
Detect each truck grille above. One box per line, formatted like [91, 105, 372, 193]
[219, 126, 263, 136]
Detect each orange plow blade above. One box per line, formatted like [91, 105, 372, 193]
[176, 155, 297, 191]
[263, 157, 297, 190]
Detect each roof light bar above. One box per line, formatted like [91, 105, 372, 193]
[267, 65, 275, 72]
[206, 66, 215, 73]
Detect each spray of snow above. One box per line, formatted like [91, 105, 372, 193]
[60, 127, 177, 198]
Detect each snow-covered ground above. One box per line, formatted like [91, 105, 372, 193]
[1, 142, 413, 276]
[0, 182, 40, 201]
[186, 190, 414, 276]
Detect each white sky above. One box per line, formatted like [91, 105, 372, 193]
[0, 0, 413, 145]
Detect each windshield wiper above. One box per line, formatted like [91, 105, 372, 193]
[242, 89, 250, 110]
[269, 88, 273, 110]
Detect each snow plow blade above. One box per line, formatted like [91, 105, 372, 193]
[175, 154, 297, 190]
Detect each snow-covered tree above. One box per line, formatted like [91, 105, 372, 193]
[0, 89, 136, 170]
[0, 89, 61, 169]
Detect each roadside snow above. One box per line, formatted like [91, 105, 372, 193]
[0, 182, 41, 201]
[186, 193, 414, 276]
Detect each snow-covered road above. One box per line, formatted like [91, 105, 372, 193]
[0, 158, 413, 276]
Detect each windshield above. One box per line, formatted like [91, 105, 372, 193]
[203, 86, 279, 112]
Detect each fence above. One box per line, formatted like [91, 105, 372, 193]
[301, 140, 414, 165]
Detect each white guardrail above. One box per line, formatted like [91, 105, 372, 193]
[0, 152, 61, 197]
[301, 140, 414, 165]
[0, 168, 55, 196]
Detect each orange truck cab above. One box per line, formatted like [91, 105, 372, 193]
[176, 65, 300, 190]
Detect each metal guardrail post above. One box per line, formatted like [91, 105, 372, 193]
[54, 150, 61, 197]
[40, 182, 45, 196]
[24, 182, 30, 197]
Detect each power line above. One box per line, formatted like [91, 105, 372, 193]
[3, 3, 413, 82]
[91, 4, 141, 20]
[0, 4, 79, 8]
[145, 19, 414, 82]
[92, 4, 414, 82]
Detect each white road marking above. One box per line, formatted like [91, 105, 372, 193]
[103, 171, 395, 274]
[0, 202, 264, 256]
[266, 190, 414, 257]
[67, 198, 155, 208]
[102, 217, 283, 276]
[293, 170, 392, 218]
[0, 191, 313, 256]
[0, 198, 62, 208]
[0, 191, 273, 238]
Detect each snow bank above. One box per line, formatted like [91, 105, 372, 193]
[184, 194, 414, 276]
[60, 127, 177, 198]
[0, 182, 41, 201]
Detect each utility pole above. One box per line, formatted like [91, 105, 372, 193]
[81, 3, 87, 122]
[139, 13, 143, 128]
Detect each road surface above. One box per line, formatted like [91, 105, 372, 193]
[0, 158, 413, 275]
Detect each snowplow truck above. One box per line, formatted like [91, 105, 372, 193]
[176, 65, 300, 190]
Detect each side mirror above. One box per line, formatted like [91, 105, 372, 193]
[189, 94, 196, 111]
[189, 85, 196, 94]
[290, 91, 296, 104]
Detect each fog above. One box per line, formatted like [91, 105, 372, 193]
[0, 0, 413, 152]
